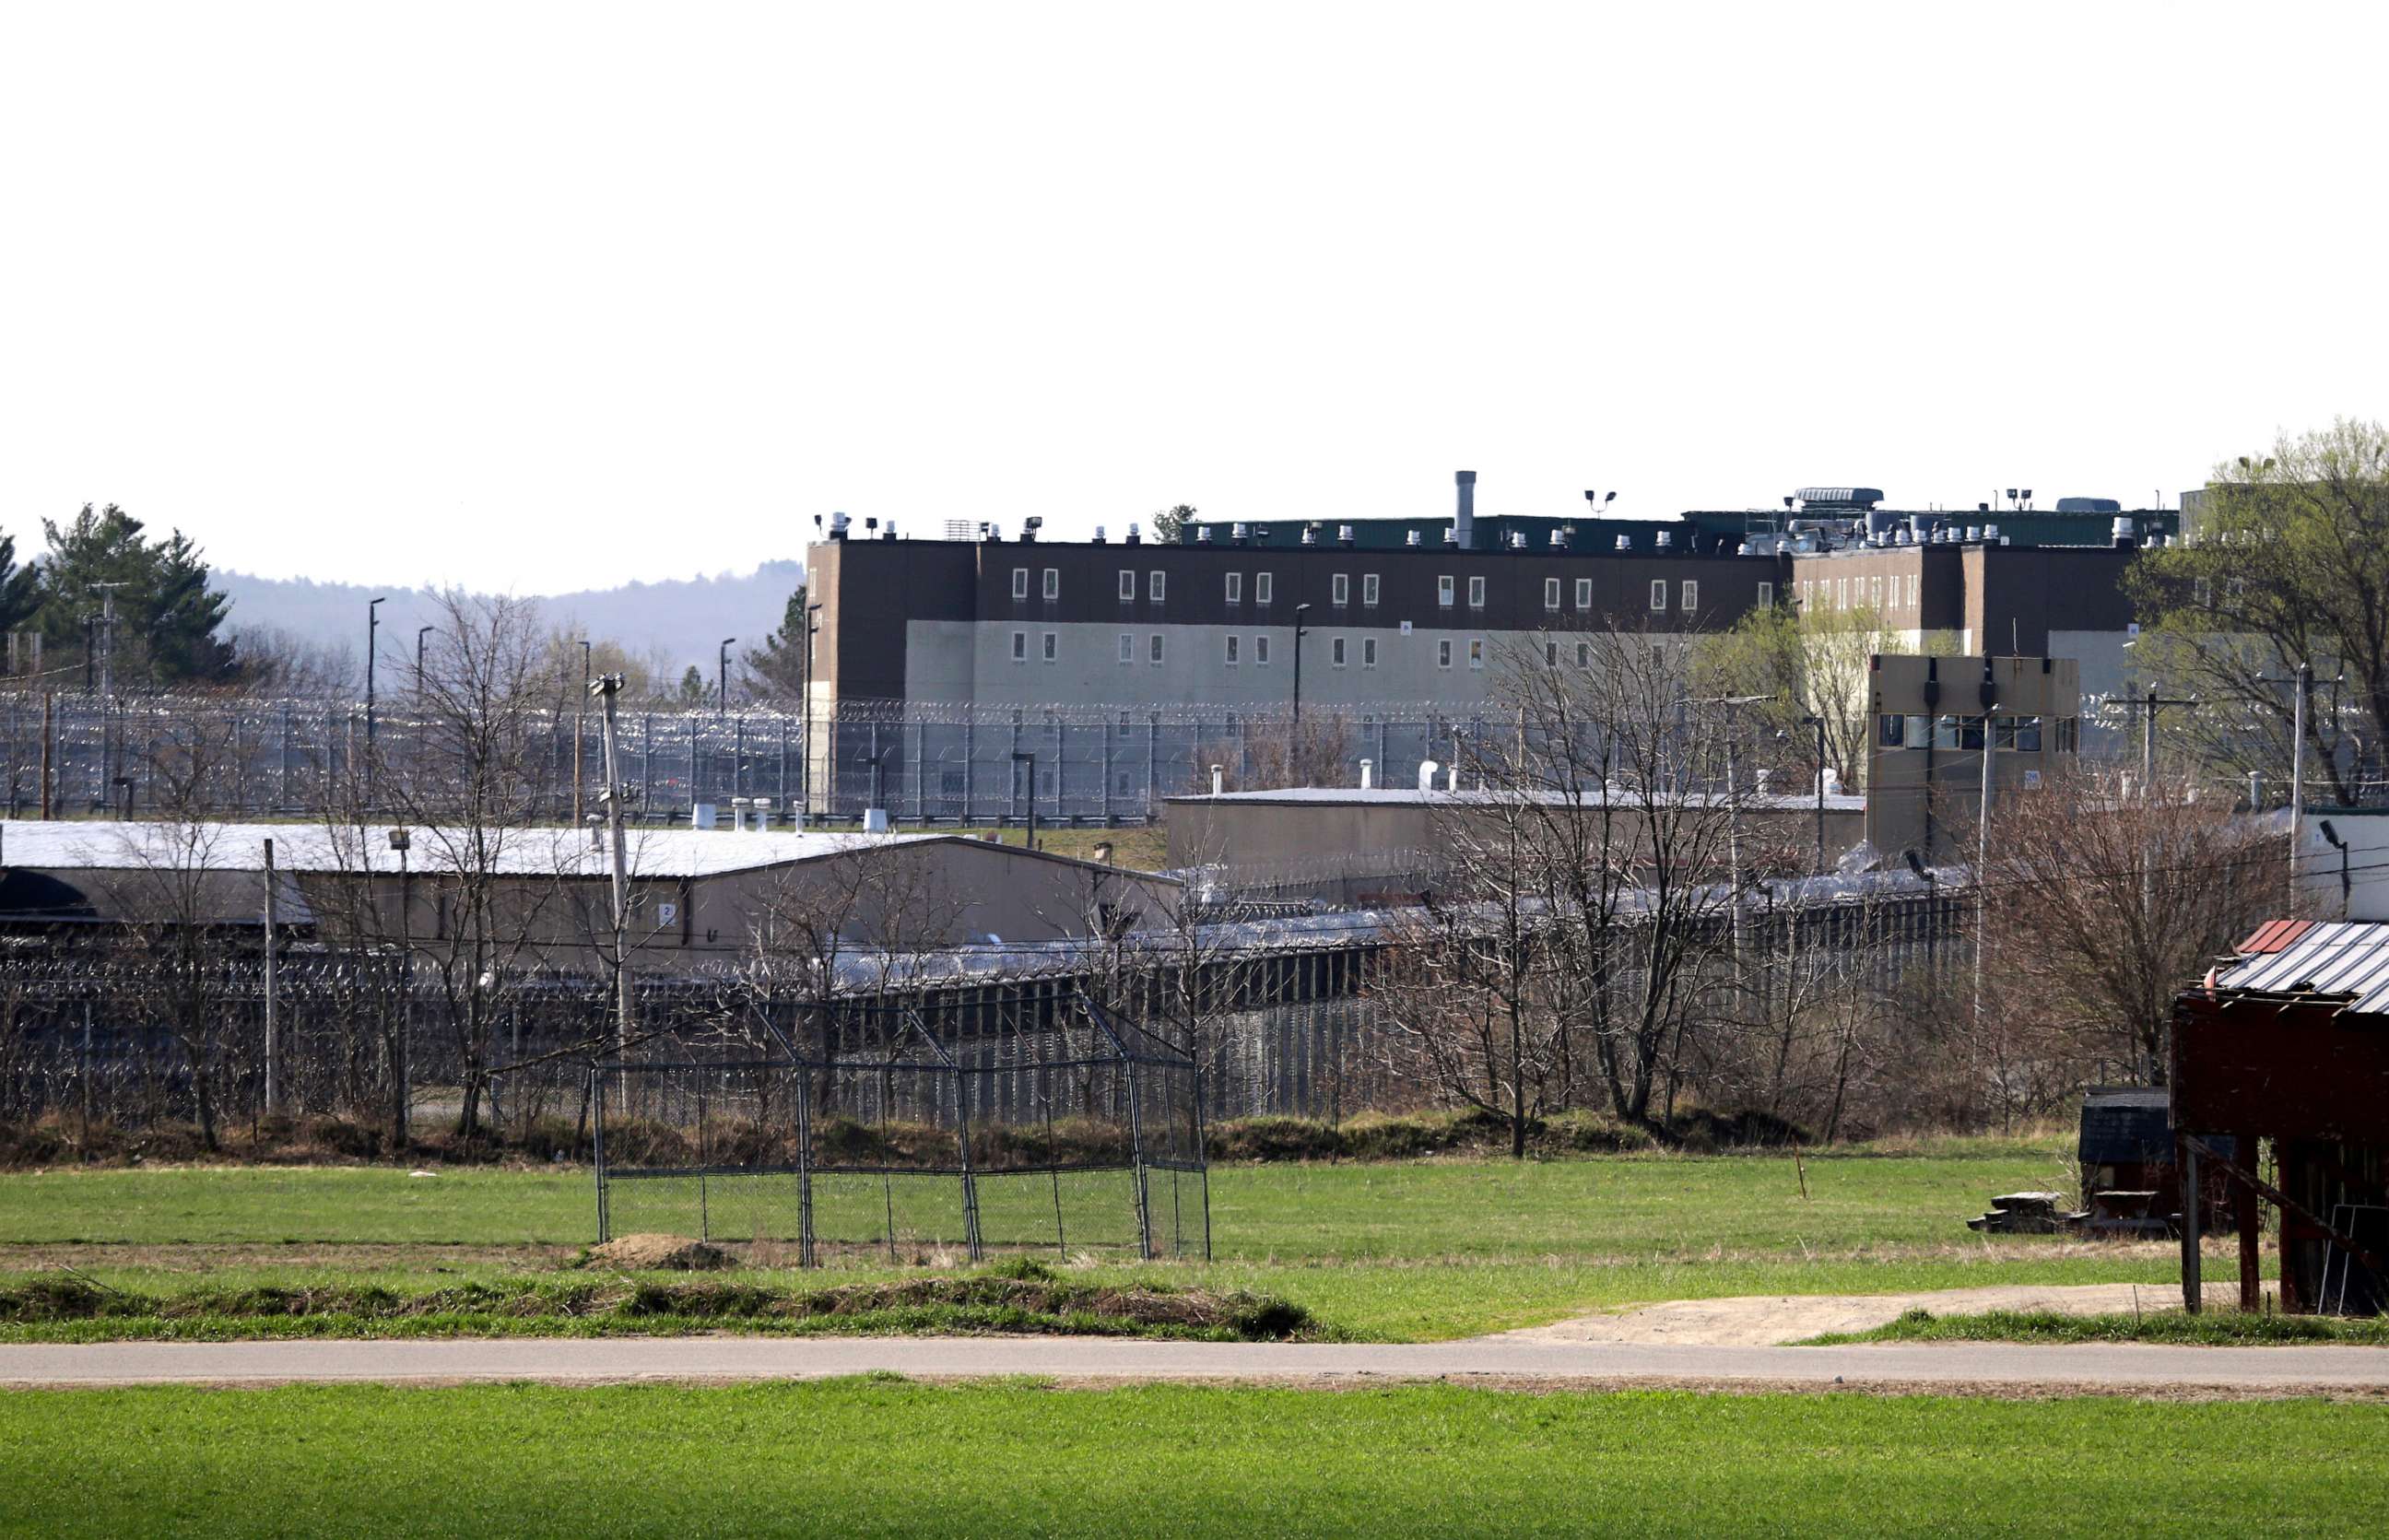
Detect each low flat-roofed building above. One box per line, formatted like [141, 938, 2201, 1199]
[0, 819, 1177, 972]
[1864, 654, 2081, 863]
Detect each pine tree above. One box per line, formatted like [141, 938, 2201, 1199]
[35, 504, 238, 688]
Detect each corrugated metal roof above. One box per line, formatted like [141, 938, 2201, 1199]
[2212, 921, 2389, 1017]
[2236, 919, 2315, 955]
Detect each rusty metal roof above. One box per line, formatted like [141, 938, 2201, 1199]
[2212, 921, 2389, 1017]
[2235, 919, 2315, 955]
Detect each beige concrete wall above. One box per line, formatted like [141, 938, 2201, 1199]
[1864, 654, 2080, 861]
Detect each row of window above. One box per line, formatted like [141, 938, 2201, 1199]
[1013, 631, 1552, 670]
[1877, 714, 2082, 753]
[1015, 567, 1730, 614]
[1802, 573, 1914, 614]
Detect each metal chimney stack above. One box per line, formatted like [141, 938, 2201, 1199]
[1454, 470, 1477, 551]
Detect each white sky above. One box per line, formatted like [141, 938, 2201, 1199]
[6, 3, 2385, 593]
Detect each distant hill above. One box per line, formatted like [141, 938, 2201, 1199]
[215, 560, 806, 681]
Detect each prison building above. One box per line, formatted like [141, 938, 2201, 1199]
[0, 817, 1177, 973]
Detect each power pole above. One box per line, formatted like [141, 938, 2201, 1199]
[592, 674, 634, 1048]
[263, 838, 279, 1116]
[2289, 661, 2309, 896]
[1972, 704, 1997, 1034]
[572, 639, 590, 829]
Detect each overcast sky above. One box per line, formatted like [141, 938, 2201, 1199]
[6, 3, 2384, 594]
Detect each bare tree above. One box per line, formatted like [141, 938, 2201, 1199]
[1976, 762, 2289, 1083]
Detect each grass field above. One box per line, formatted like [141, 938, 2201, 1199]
[1811, 1306, 2389, 1347]
[0, 1145, 2223, 1340]
[1, 1379, 2381, 1537]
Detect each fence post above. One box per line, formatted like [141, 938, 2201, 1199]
[1125, 1055, 1153, 1261]
[593, 1067, 609, 1244]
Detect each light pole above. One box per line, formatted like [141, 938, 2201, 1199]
[1290, 603, 1312, 733]
[366, 596, 386, 808]
[387, 826, 412, 1150]
[795, 602, 821, 825]
[572, 639, 591, 829]
[415, 626, 433, 694]
[1797, 713, 1827, 874]
[590, 674, 634, 1048]
[718, 638, 736, 715]
[1011, 750, 1037, 852]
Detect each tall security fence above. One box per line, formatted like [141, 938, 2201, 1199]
[0, 690, 1513, 826]
[0, 880, 1965, 1148]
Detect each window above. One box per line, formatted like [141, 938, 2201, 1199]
[1224, 635, 1240, 664]
[1332, 637, 1347, 667]
[1042, 568, 1059, 601]
[1546, 641, 1559, 666]
[1362, 573, 1380, 607]
[1544, 578, 1561, 612]
[1332, 572, 1350, 606]
[1469, 638, 1485, 669]
[1149, 570, 1166, 603]
[1680, 580, 1699, 612]
[1255, 572, 1273, 605]
[1117, 632, 1134, 664]
[1879, 713, 1906, 747]
[1010, 630, 1027, 662]
[1932, 714, 1960, 750]
[1118, 570, 1136, 601]
[1042, 631, 1057, 663]
[1362, 637, 1378, 668]
[1149, 633, 1164, 664]
[1959, 717, 1985, 751]
[1868, 574, 1881, 609]
[1438, 639, 1453, 668]
[1467, 575, 1486, 609]
[2194, 577, 2212, 607]
[1255, 635, 1271, 664]
[1837, 577, 1849, 610]
[1997, 716, 2044, 752]
[1758, 581, 1774, 607]
[1905, 714, 1931, 746]
[1438, 575, 1454, 607]
[1225, 572, 1242, 605]
[1575, 641, 1591, 668]
[1011, 568, 1030, 600]
[1575, 578, 1593, 610]
[1649, 580, 1667, 611]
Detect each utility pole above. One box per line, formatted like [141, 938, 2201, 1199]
[388, 826, 412, 1149]
[591, 674, 634, 1048]
[92, 583, 126, 700]
[572, 639, 591, 829]
[366, 596, 387, 810]
[1798, 713, 1826, 875]
[2289, 661, 2309, 895]
[1011, 750, 1038, 852]
[794, 602, 820, 826]
[1290, 603, 1312, 732]
[1971, 656, 2000, 1035]
[263, 838, 279, 1117]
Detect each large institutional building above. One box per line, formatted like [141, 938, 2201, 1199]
[806, 474, 2174, 723]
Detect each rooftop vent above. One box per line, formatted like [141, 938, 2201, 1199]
[1616, 534, 1631, 551]
[1795, 487, 1885, 511]
[829, 511, 851, 541]
[1337, 523, 1355, 547]
[1125, 522, 1141, 545]
[2056, 497, 2123, 514]
[1092, 524, 1107, 544]
[1406, 530, 1421, 547]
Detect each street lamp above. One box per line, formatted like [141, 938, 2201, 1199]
[415, 626, 434, 693]
[718, 638, 736, 715]
[1797, 713, 1827, 874]
[1011, 750, 1038, 852]
[1290, 603, 1312, 734]
[572, 639, 592, 829]
[366, 596, 387, 808]
[387, 826, 412, 1149]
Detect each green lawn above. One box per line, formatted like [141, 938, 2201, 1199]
[0, 1148, 2211, 1341]
[1, 1381, 2379, 1537]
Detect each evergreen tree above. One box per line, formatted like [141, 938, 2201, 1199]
[677, 664, 709, 706]
[741, 582, 809, 699]
[0, 530, 40, 637]
[35, 504, 237, 688]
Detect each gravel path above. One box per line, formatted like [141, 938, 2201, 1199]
[1496, 1282, 2161, 1346]
[2, 1334, 2384, 1393]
